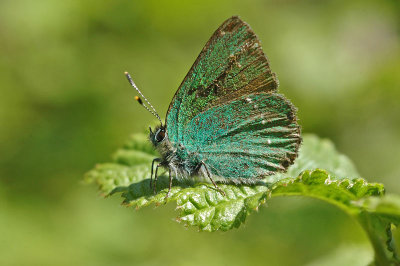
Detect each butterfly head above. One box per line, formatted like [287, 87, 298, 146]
[149, 125, 166, 147]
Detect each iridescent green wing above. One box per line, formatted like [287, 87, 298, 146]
[166, 16, 278, 144]
[183, 92, 301, 179]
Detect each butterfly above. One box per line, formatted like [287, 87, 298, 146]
[125, 16, 301, 198]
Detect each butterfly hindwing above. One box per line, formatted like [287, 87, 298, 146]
[166, 16, 278, 144]
[183, 92, 300, 179]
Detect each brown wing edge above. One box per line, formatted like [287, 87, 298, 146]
[257, 92, 302, 179]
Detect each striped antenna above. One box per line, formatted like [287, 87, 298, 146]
[124, 72, 163, 125]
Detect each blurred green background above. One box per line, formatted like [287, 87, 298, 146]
[1, 0, 399, 265]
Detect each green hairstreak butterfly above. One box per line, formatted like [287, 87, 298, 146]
[125, 16, 301, 198]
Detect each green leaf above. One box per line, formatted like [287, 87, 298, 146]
[84, 134, 369, 229]
[85, 133, 362, 231]
[271, 169, 384, 214]
[85, 132, 399, 264]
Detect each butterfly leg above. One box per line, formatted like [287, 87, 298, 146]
[153, 163, 162, 194]
[201, 161, 226, 196]
[150, 158, 161, 190]
[164, 168, 173, 201]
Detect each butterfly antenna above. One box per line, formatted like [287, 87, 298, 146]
[124, 72, 163, 125]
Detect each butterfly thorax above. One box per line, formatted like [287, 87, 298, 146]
[149, 125, 200, 178]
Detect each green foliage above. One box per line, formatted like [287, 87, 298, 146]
[85, 132, 400, 265]
[356, 195, 400, 265]
[2, 0, 399, 265]
[268, 133, 359, 182]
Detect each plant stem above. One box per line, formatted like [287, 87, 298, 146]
[357, 212, 394, 266]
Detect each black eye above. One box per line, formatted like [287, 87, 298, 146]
[155, 129, 165, 142]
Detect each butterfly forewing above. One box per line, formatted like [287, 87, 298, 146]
[166, 16, 278, 144]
